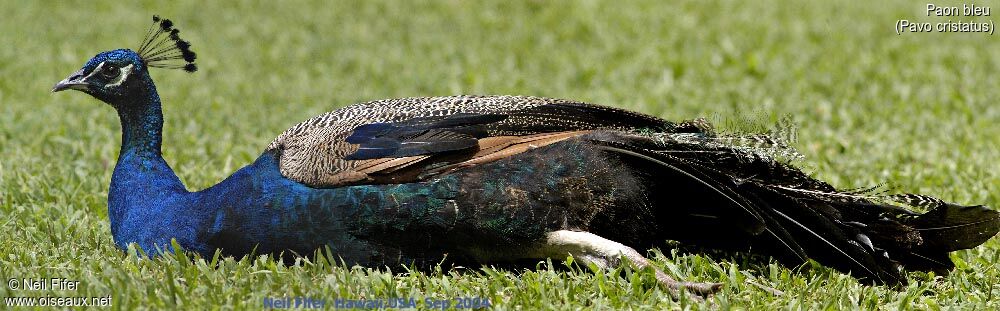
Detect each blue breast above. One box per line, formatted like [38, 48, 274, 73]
[110, 150, 462, 264]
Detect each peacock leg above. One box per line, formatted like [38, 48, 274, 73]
[536, 230, 723, 299]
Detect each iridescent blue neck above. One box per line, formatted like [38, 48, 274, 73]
[115, 78, 165, 158]
[107, 74, 187, 240]
[107, 73, 183, 182]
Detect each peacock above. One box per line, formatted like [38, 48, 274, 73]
[53, 16, 999, 298]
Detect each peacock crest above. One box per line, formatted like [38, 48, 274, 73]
[137, 15, 197, 72]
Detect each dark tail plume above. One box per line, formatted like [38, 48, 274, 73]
[584, 127, 999, 285]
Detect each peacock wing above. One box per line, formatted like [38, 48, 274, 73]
[265, 95, 676, 188]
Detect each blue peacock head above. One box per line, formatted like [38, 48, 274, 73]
[53, 15, 196, 106]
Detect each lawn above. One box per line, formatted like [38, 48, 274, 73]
[1, 0, 998, 309]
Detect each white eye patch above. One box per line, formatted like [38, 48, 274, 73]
[83, 61, 134, 88]
[105, 64, 133, 88]
[81, 62, 106, 82]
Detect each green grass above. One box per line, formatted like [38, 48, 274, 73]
[2, 0, 998, 309]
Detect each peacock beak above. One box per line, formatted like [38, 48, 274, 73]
[52, 68, 90, 93]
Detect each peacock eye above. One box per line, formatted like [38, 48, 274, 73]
[101, 64, 121, 79]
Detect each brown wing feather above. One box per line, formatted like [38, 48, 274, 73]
[422, 131, 592, 178]
[327, 131, 591, 185]
[268, 95, 673, 187]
